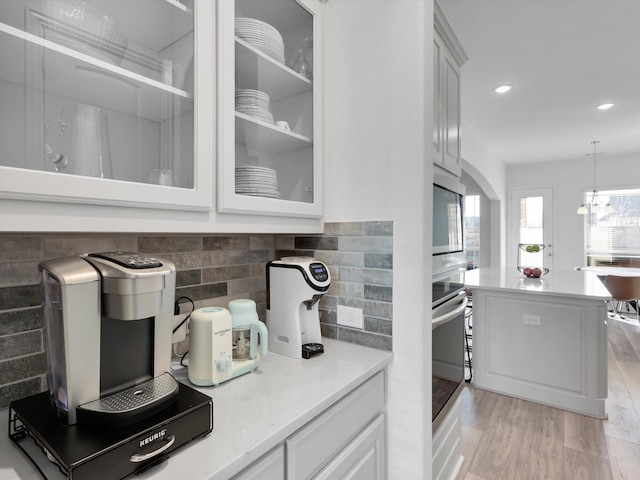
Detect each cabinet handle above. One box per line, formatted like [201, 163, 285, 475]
[129, 435, 175, 463]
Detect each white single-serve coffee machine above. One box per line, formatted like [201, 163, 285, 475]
[266, 257, 331, 359]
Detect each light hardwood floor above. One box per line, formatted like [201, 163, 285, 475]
[456, 316, 640, 480]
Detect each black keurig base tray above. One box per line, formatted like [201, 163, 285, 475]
[8, 382, 212, 480]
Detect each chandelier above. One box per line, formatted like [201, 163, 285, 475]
[577, 140, 614, 214]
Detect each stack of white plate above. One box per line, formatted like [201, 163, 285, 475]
[235, 164, 281, 199]
[235, 89, 274, 124]
[235, 17, 285, 64]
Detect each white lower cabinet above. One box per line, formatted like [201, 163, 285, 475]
[233, 371, 386, 480]
[432, 395, 463, 480]
[314, 414, 385, 480]
[287, 371, 385, 479]
[231, 445, 285, 480]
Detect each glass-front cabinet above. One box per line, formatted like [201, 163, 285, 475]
[0, 0, 214, 211]
[217, 0, 323, 218]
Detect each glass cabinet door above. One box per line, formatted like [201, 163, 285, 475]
[218, 0, 323, 218]
[0, 0, 213, 211]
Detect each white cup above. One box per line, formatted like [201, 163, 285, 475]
[148, 169, 173, 186]
[276, 120, 290, 131]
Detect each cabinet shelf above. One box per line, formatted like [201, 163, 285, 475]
[0, 23, 192, 122]
[235, 37, 311, 102]
[235, 111, 311, 152]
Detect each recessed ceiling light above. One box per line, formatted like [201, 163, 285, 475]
[597, 103, 614, 110]
[494, 85, 512, 94]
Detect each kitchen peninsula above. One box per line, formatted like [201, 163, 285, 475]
[465, 268, 611, 418]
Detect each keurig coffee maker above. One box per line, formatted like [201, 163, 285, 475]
[41, 252, 177, 426]
[8, 252, 213, 480]
[266, 257, 331, 359]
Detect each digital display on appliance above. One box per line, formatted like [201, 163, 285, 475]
[433, 184, 463, 255]
[310, 263, 328, 281]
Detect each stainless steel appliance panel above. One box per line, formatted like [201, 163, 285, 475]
[432, 290, 466, 429]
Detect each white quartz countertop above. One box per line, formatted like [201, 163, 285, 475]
[1, 338, 393, 480]
[465, 267, 611, 300]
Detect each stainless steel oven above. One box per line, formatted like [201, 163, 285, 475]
[432, 258, 467, 430]
[432, 172, 467, 430]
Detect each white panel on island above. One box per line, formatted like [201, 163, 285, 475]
[465, 268, 611, 418]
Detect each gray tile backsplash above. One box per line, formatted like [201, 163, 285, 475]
[0, 221, 393, 408]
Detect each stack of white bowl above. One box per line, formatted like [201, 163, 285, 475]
[235, 17, 285, 64]
[235, 89, 274, 124]
[235, 164, 281, 199]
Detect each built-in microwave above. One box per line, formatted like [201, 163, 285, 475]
[433, 181, 464, 256]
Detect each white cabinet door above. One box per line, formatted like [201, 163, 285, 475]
[433, 31, 444, 167]
[0, 0, 213, 213]
[433, 3, 466, 178]
[443, 45, 461, 176]
[286, 372, 385, 480]
[217, 0, 323, 218]
[314, 414, 386, 480]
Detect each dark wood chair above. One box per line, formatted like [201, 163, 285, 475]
[604, 275, 640, 322]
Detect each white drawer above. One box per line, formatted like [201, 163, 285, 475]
[231, 445, 285, 480]
[286, 371, 385, 480]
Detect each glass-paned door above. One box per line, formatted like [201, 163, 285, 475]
[510, 187, 554, 270]
[0, 0, 194, 186]
[464, 194, 480, 269]
[217, 0, 323, 218]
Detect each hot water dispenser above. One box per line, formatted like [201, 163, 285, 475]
[266, 257, 331, 359]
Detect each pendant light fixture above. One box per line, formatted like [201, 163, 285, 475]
[577, 140, 614, 214]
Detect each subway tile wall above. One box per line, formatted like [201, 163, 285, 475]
[0, 221, 392, 408]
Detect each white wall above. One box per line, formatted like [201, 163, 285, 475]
[324, 0, 433, 478]
[462, 123, 507, 267]
[461, 169, 492, 267]
[506, 153, 638, 271]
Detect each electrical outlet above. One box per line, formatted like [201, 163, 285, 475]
[337, 305, 364, 329]
[523, 314, 541, 326]
[172, 313, 189, 343]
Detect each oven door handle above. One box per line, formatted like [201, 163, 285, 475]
[432, 292, 468, 330]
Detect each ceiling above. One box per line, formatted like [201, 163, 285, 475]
[438, 0, 640, 166]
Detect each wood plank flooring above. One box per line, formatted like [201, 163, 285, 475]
[456, 317, 640, 480]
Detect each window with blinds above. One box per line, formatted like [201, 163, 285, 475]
[465, 195, 480, 269]
[586, 189, 640, 266]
